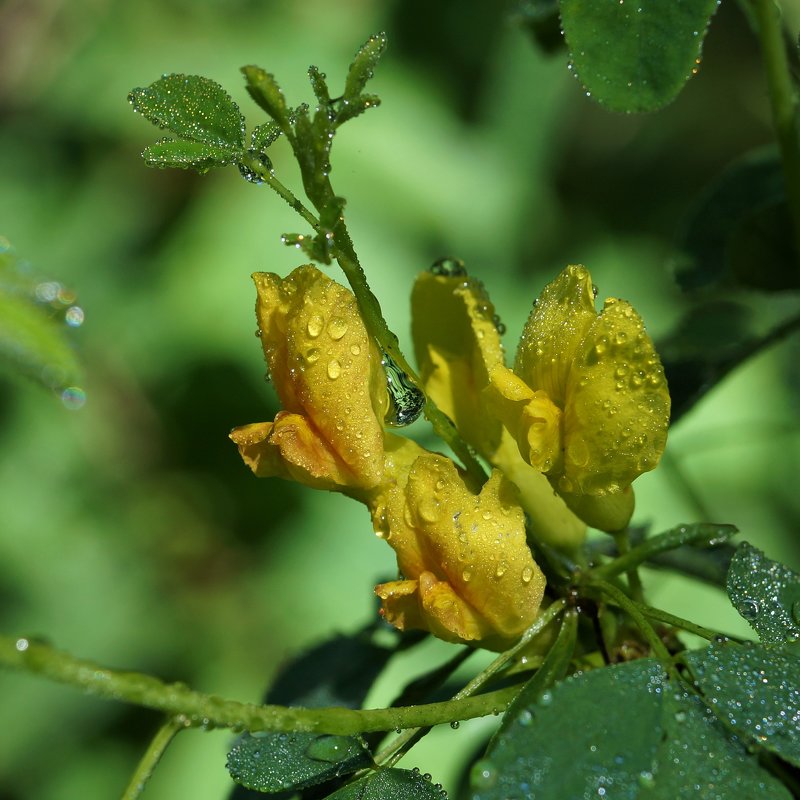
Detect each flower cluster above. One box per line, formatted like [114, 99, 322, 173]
[231, 263, 669, 646]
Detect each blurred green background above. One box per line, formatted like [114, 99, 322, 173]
[1, 0, 800, 797]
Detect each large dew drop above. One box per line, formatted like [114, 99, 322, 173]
[382, 352, 425, 427]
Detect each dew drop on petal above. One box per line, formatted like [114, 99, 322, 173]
[327, 359, 341, 379]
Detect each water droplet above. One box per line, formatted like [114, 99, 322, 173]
[495, 561, 507, 578]
[382, 352, 425, 427]
[418, 497, 440, 523]
[305, 734, 348, 763]
[327, 317, 348, 340]
[517, 709, 533, 726]
[738, 599, 760, 620]
[65, 306, 84, 327]
[449, 720, 460, 729]
[306, 347, 320, 364]
[15, 638, 29, 652]
[350, 344, 361, 356]
[462, 569, 472, 582]
[522, 566, 533, 584]
[638, 770, 655, 788]
[61, 386, 86, 410]
[238, 151, 273, 183]
[327, 359, 342, 379]
[470, 759, 498, 789]
[307, 315, 324, 338]
[430, 256, 467, 277]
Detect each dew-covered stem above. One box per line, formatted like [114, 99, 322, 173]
[752, 0, 800, 267]
[0, 635, 520, 735]
[120, 717, 183, 800]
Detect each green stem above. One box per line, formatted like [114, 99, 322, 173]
[120, 717, 182, 800]
[240, 154, 487, 484]
[753, 0, 800, 265]
[0, 635, 517, 735]
[589, 523, 737, 582]
[373, 599, 566, 767]
[612, 528, 644, 603]
[590, 581, 674, 669]
[638, 603, 745, 643]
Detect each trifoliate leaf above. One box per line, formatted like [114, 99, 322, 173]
[559, 0, 719, 112]
[128, 74, 245, 149]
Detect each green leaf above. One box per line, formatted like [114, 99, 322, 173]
[0, 243, 83, 398]
[639, 686, 792, 799]
[324, 768, 445, 799]
[308, 65, 331, 107]
[726, 542, 800, 646]
[673, 149, 798, 292]
[335, 94, 382, 126]
[242, 66, 289, 129]
[142, 138, 240, 171]
[128, 74, 245, 149]
[226, 731, 372, 794]
[685, 641, 800, 767]
[472, 659, 667, 799]
[559, 0, 719, 112]
[251, 123, 282, 153]
[474, 656, 790, 799]
[344, 32, 387, 101]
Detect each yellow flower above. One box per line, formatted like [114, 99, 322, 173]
[230, 265, 387, 493]
[231, 265, 545, 646]
[413, 264, 670, 533]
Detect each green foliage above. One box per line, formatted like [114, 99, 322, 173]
[0, 242, 83, 399]
[559, 0, 720, 112]
[685, 642, 800, 768]
[323, 768, 446, 799]
[727, 542, 800, 646]
[227, 732, 371, 794]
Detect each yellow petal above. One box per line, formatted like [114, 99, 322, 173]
[374, 453, 545, 644]
[561, 297, 670, 497]
[252, 265, 386, 489]
[515, 265, 596, 407]
[484, 365, 562, 474]
[411, 272, 505, 456]
[230, 413, 358, 491]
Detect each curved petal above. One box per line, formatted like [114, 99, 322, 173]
[252, 265, 387, 489]
[411, 272, 505, 456]
[373, 452, 545, 644]
[562, 297, 670, 496]
[230, 413, 356, 491]
[515, 265, 597, 407]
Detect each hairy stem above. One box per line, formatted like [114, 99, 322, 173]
[120, 718, 182, 800]
[753, 0, 800, 265]
[0, 636, 519, 735]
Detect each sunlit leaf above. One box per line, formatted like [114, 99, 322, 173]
[685, 641, 800, 767]
[559, 0, 719, 112]
[726, 542, 800, 646]
[128, 74, 245, 149]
